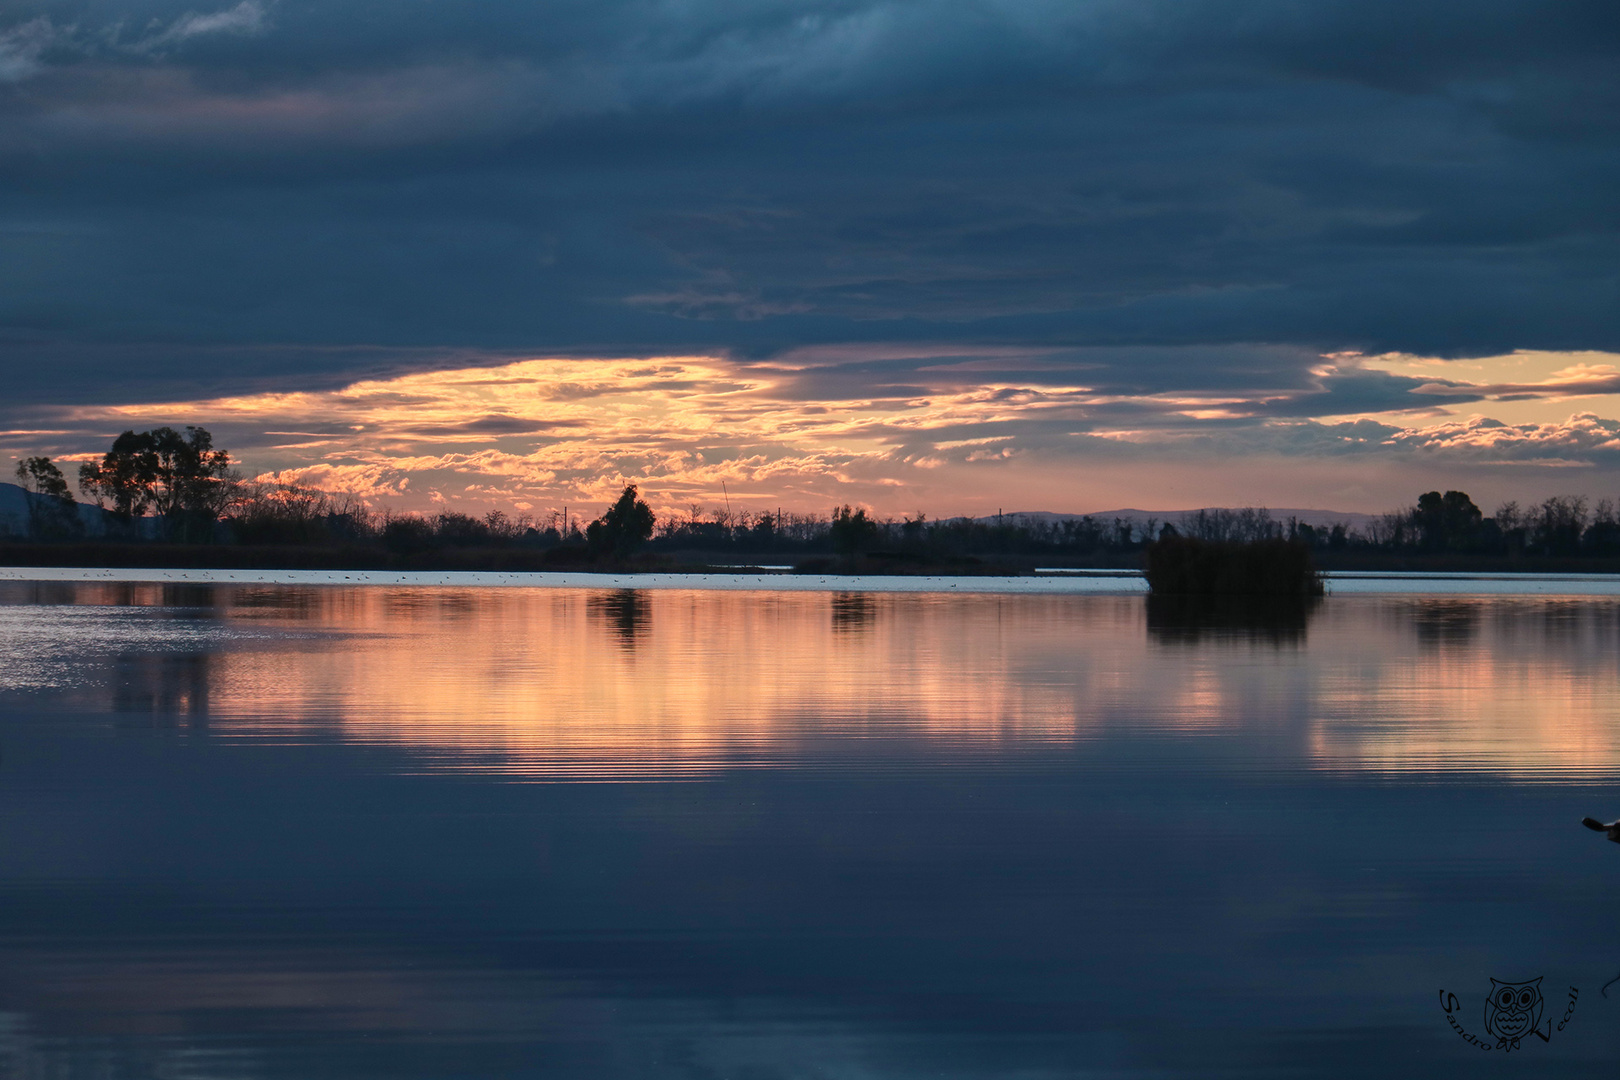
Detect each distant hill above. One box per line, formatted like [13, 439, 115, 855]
[0, 481, 134, 538]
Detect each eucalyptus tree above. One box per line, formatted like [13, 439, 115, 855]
[13, 456, 79, 539]
[79, 427, 236, 540]
[78, 431, 158, 519]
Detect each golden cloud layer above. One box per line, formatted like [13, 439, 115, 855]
[8, 348, 1620, 516]
[70, 355, 1115, 515]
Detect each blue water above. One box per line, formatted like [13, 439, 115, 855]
[2, 578, 1619, 1077]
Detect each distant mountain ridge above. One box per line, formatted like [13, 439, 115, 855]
[0, 481, 137, 538]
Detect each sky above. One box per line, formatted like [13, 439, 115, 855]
[0, 0, 1616, 520]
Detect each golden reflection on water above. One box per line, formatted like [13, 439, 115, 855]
[1304, 597, 1620, 778]
[7, 584, 1620, 780]
[85, 586, 1147, 778]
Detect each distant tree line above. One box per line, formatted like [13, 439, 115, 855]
[655, 495, 1620, 560]
[1358, 490, 1620, 557]
[1150, 493, 1620, 558]
[11, 431, 1620, 563]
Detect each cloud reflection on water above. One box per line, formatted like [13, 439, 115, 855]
[4, 584, 1620, 781]
[5, 583, 1620, 1076]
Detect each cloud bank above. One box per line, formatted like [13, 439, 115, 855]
[9, 348, 1620, 517]
[0, 0, 1615, 507]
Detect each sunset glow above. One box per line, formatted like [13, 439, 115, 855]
[3, 1, 1619, 1073]
[8, 348, 1620, 519]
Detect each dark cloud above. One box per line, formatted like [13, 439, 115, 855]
[0, 0, 1615, 406]
[753, 344, 1327, 402]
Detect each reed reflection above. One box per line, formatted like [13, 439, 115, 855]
[0, 581, 229, 613]
[1145, 595, 1318, 646]
[231, 585, 328, 617]
[158, 584, 221, 611]
[6, 581, 83, 607]
[1411, 600, 1479, 648]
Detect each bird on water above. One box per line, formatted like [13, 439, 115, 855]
[1581, 817, 1620, 842]
[1582, 818, 1620, 997]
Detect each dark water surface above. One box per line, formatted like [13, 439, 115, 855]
[3, 581, 1620, 1077]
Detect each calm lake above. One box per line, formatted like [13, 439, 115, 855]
[3, 576, 1620, 1077]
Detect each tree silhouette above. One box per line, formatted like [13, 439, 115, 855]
[78, 427, 235, 539]
[15, 456, 70, 501]
[586, 485, 656, 558]
[829, 505, 879, 555]
[1534, 495, 1588, 556]
[1415, 490, 1482, 550]
[13, 456, 79, 539]
[149, 427, 234, 528]
[79, 431, 159, 518]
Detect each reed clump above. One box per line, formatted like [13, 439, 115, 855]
[1144, 536, 1324, 596]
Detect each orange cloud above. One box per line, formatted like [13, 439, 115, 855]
[13, 349, 1620, 518]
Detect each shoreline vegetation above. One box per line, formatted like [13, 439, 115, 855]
[1143, 536, 1324, 597]
[9, 429, 1620, 577]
